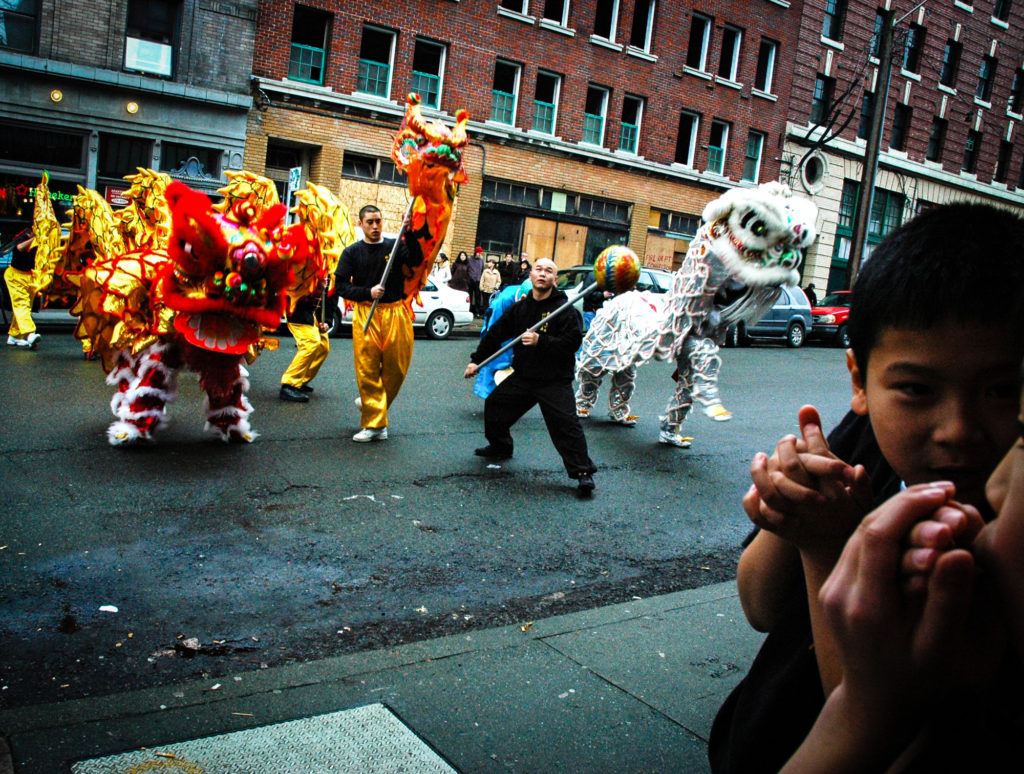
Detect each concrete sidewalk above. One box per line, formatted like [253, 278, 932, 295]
[0, 581, 764, 773]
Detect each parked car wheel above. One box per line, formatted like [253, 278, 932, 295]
[732, 323, 750, 347]
[425, 310, 454, 340]
[836, 323, 850, 348]
[786, 322, 805, 348]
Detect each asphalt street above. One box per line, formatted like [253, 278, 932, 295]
[0, 324, 853, 711]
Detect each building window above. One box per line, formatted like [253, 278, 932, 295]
[976, 55, 997, 102]
[593, 0, 618, 40]
[718, 26, 742, 81]
[411, 38, 446, 109]
[491, 60, 521, 124]
[620, 95, 643, 153]
[0, 0, 38, 53]
[742, 131, 764, 182]
[1011, 68, 1024, 113]
[868, 189, 905, 238]
[582, 85, 609, 145]
[708, 120, 729, 175]
[532, 70, 561, 134]
[629, 0, 654, 51]
[810, 74, 834, 125]
[161, 142, 220, 179]
[926, 117, 947, 161]
[655, 210, 700, 237]
[685, 14, 712, 71]
[963, 129, 981, 173]
[890, 103, 911, 150]
[357, 25, 395, 98]
[289, 5, 330, 85]
[675, 111, 699, 165]
[940, 40, 962, 88]
[542, 0, 569, 26]
[902, 22, 924, 73]
[98, 133, 153, 178]
[0, 124, 84, 168]
[501, 0, 528, 12]
[869, 10, 884, 59]
[822, 0, 847, 42]
[124, 0, 179, 77]
[754, 39, 777, 93]
[858, 91, 876, 140]
[341, 152, 404, 185]
[996, 140, 1013, 183]
[994, 0, 1012, 22]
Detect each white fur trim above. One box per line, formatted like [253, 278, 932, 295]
[107, 420, 144, 445]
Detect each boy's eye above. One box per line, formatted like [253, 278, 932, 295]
[892, 381, 933, 398]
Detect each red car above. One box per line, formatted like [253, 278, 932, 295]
[810, 290, 851, 347]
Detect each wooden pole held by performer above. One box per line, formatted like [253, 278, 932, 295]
[363, 197, 416, 333]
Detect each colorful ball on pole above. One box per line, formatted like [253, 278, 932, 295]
[594, 245, 640, 294]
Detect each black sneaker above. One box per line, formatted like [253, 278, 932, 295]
[475, 445, 512, 460]
[576, 474, 596, 496]
[298, 385, 314, 394]
[279, 385, 309, 403]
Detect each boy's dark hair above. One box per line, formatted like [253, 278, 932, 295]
[358, 204, 381, 221]
[848, 202, 1024, 374]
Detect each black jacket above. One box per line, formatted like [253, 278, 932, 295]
[334, 236, 422, 304]
[471, 288, 581, 380]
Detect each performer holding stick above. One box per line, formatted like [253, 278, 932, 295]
[335, 204, 422, 442]
[464, 258, 598, 496]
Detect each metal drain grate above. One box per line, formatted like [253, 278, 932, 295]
[72, 703, 457, 773]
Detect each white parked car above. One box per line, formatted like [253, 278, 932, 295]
[332, 279, 473, 340]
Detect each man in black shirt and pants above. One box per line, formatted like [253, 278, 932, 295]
[464, 258, 597, 495]
[335, 205, 422, 442]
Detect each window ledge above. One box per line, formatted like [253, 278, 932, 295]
[538, 19, 575, 36]
[974, 97, 992, 109]
[937, 83, 957, 96]
[715, 76, 742, 90]
[900, 69, 922, 82]
[497, 8, 535, 24]
[1007, 109, 1023, 120]
[765, 0, 790, 7]
[589, 35, 623, 51]
[752, 88, 778, 102]
[820, 36, 844, 51]
[991, 16, 1009, 28]
[682, 66, 712, 81]
[282, 77, 335, 94]
[923, 159, 943, 169]
[348, 90, 398, 109]
[959, 170, 979, 179]
[887, 149, 909, 159]
[670, 161, 696, 171]
[953, 1, 974, 12]
[578, 140, 605, 149]
[625, 46, 657, 62]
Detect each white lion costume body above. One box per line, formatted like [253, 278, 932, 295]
[574, 182, 818, 447]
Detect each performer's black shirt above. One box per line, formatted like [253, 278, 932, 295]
[471, 288, 581, 381]
[334, 237, 422, 304]
[9, 231, 34, 272]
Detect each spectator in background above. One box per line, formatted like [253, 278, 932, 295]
[468, 246, 486, 317]
[803, 283, 818, 306]
[517, 258, 532, 283]
[448, 251, 472, 293]
[498, 252, 519, 289]
[479, 257, 502, 300]
[429, 252, 451, 286]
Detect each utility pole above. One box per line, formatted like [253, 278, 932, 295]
[848, 7, 895, 286]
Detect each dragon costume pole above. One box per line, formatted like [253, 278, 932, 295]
[362, 197, 416, 333]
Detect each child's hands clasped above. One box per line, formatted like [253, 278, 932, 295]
[744, 405, 873, 560]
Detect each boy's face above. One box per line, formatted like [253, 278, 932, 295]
[849, 320, 1021, 509]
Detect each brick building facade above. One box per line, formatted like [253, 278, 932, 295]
[248, 0, 803, 269]
[786, 0, 1024, 292]
[0, 0, 257, 239]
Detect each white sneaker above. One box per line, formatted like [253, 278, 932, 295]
[352, 427, 387, 442]
[9, 335, 31, 348]
[703, 403, 732, 422]
[7, 335, 19, 346]
[26, 332, 41, 348]
[354, 396, 362, 408]
[658, 428, 693, 448]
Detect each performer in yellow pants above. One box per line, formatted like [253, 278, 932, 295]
[279, 294, 330, 402]
[351, 301, 413, 431]
[334, 205, 422, 443]
[5, 231, 41, 348]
